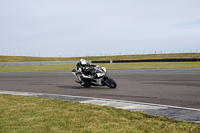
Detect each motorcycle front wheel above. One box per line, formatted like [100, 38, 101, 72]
[105, 78, 117, 88]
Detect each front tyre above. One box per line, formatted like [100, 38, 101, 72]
[105, 78, 117, 88]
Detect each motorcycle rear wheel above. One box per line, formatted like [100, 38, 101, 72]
[83, 80, 91, 88]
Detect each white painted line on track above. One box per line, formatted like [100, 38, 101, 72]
[0, 90, 200, 111]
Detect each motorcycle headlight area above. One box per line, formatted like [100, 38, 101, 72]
[97, 73, 105, 77]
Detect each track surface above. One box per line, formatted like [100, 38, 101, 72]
[0, 69, 200, 109]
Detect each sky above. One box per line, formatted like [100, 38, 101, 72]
[0, 0, 200, 57]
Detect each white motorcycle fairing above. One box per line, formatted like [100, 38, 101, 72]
[72, 65, 117, 88]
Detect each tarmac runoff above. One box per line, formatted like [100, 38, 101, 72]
[1, 90, 200, 124]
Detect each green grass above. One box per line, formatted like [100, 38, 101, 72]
[0, 53, 200, 62]
[1, 53, 199, 71]
[0, 94, 199, 133]
[0, 62, 200, 71]
[0, 64, 75, 71]
[100, 62, 200, 69]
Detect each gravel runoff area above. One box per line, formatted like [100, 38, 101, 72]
[1, 90, 200, 124]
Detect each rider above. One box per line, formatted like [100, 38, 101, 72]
[76, 59, 96, 85]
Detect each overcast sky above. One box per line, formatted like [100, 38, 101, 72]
[0, 0, 200, 57]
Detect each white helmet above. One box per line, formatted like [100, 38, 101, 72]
[80, 59, 87, 65]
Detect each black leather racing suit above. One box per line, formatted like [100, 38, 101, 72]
[76, 62, 96, 82]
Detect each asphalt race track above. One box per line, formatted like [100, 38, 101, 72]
[0, 68, 200, 109]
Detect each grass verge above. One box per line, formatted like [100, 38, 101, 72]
[0, 94, 199, 132]
[0, 53, 200, 62]
[0, 62, 200, 71]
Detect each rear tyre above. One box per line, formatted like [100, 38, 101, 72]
[83, 80, 91, 88]
[105, 78, 117, 88]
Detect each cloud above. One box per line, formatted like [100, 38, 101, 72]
[0, 0, 200, 56]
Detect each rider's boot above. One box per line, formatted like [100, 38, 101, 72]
[81, 80, 85, 86]
[75, 75, 86, 86]
[75, 75, 82, 83]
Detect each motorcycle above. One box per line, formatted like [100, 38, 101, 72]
[72, 65, 117, 88]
